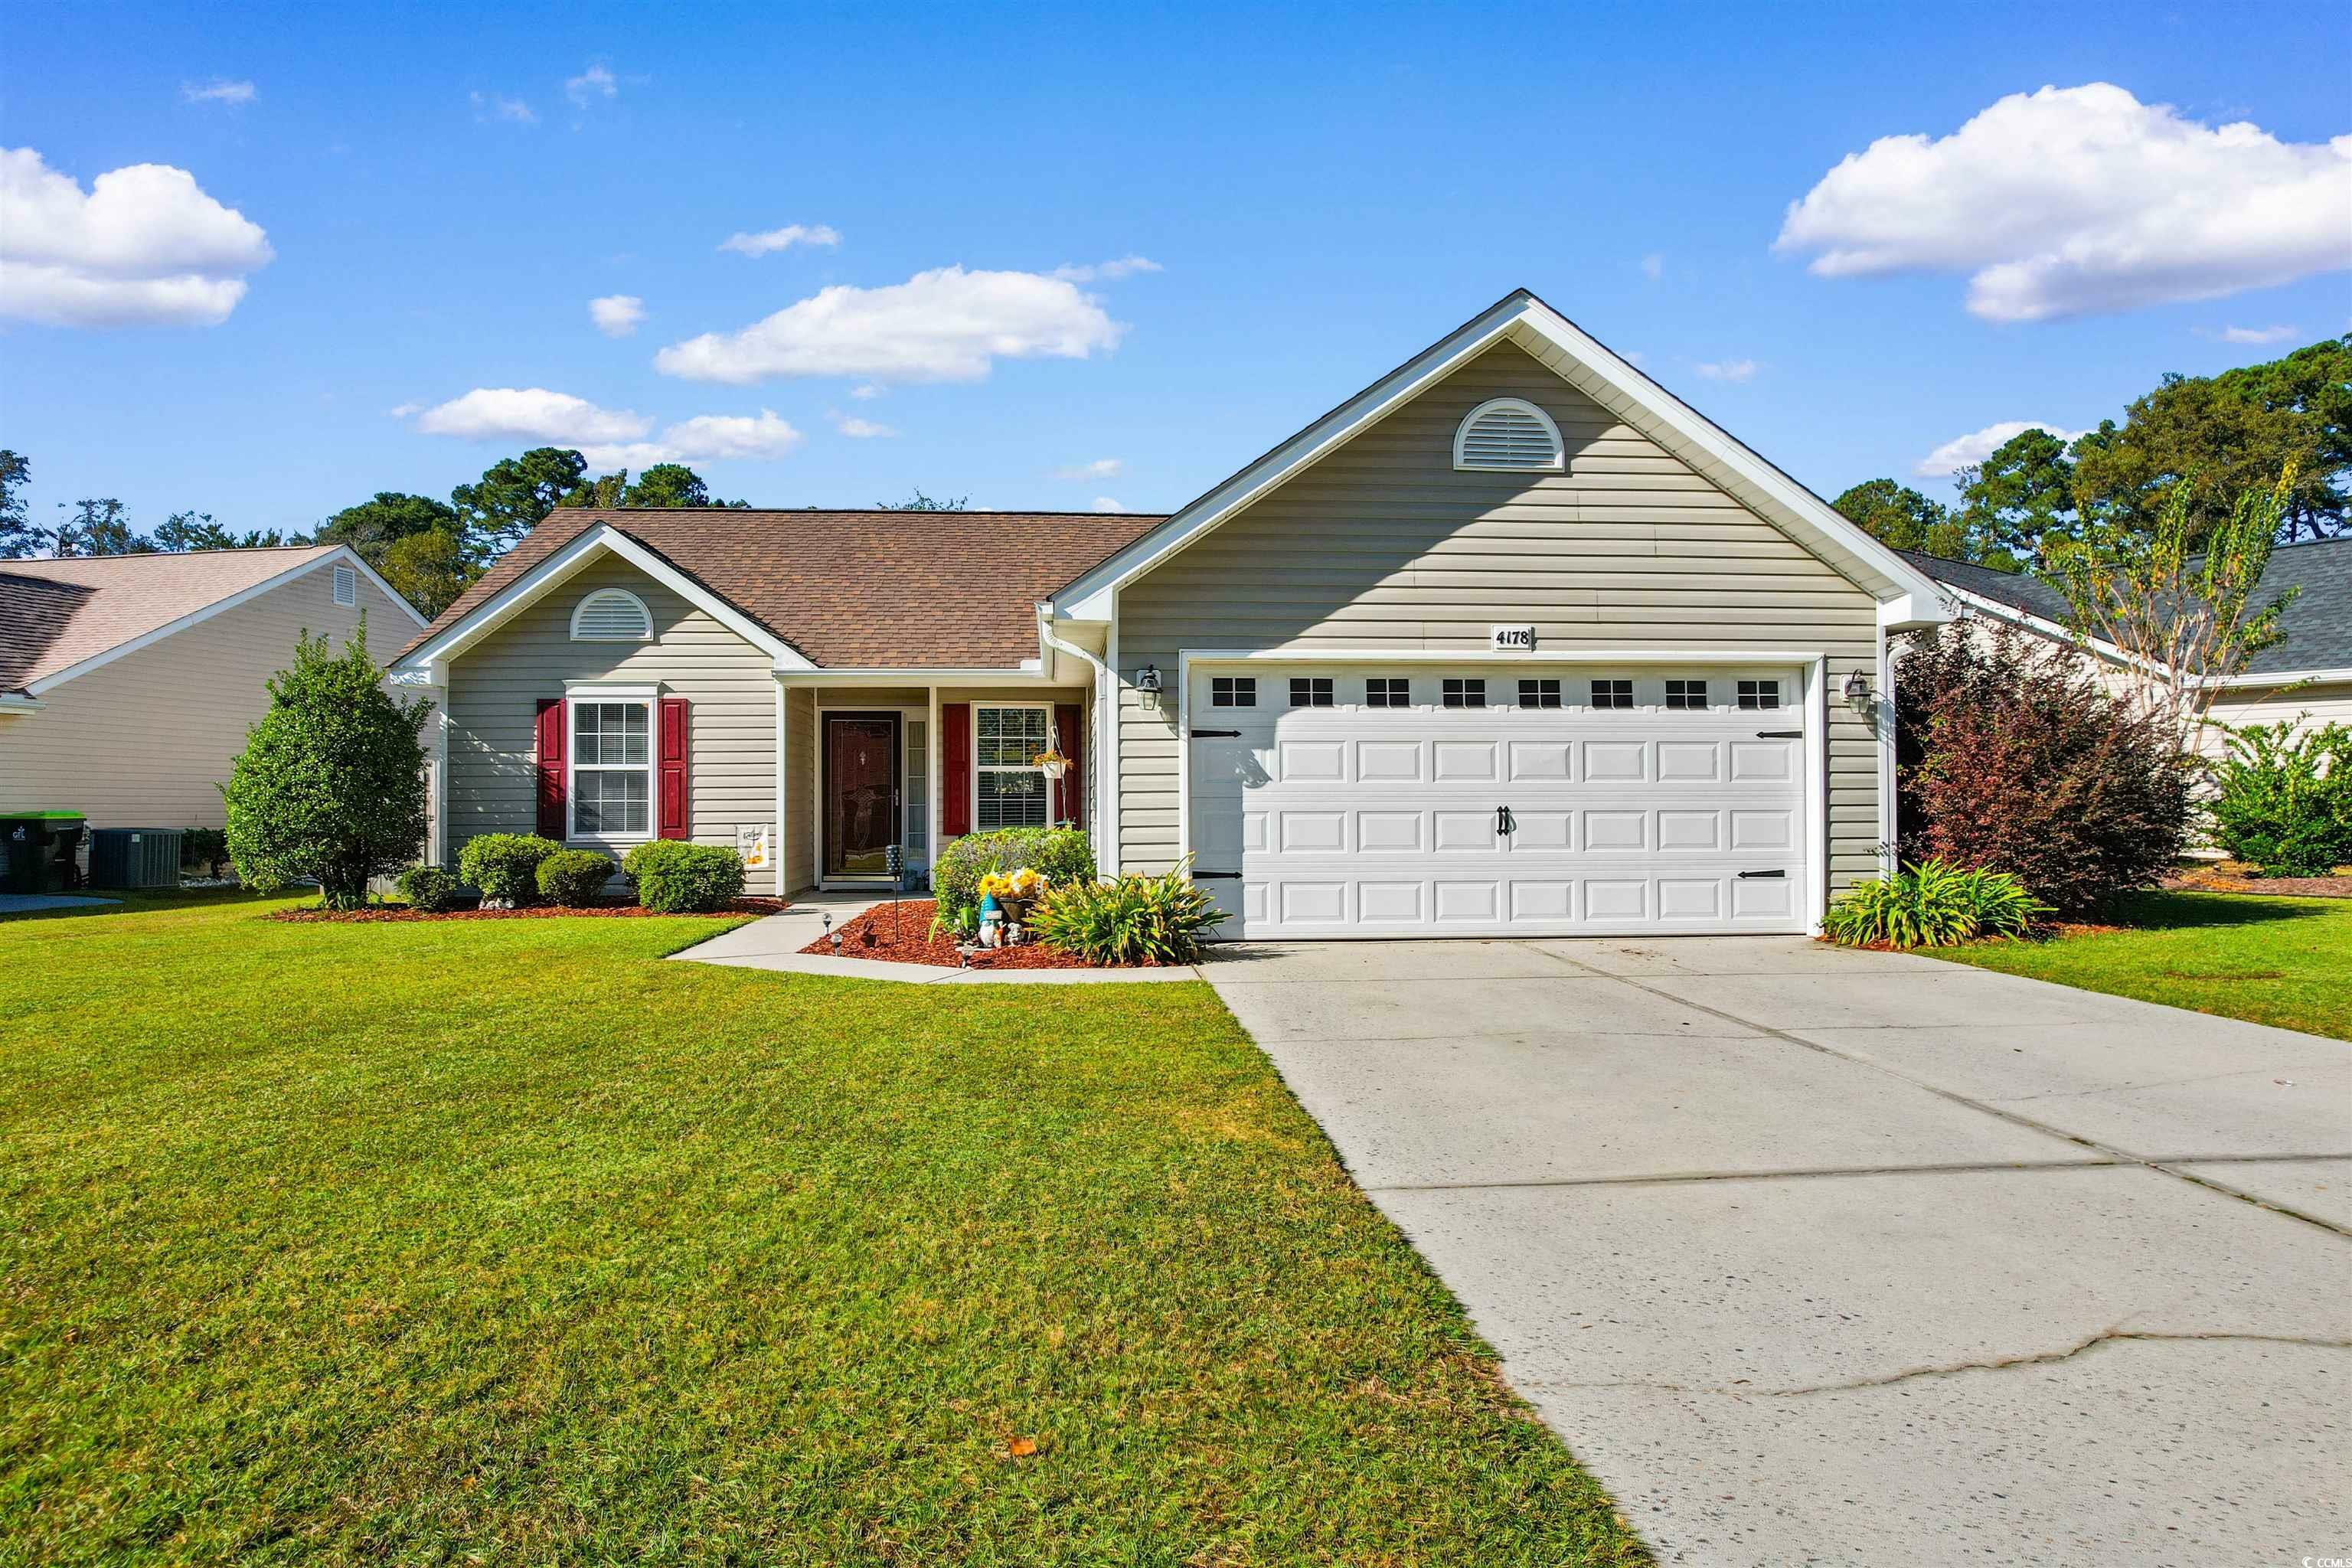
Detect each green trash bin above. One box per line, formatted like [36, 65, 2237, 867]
[2, 812, 87, 894]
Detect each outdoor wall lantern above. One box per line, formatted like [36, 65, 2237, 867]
[1842, 669, 1875, 712]
[1134, 663, 1163, 713]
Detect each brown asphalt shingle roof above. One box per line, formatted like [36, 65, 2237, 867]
[0, 546, 342, 692]
[400, 508, 1164, 669]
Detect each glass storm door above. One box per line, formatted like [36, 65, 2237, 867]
[824, 714, 900, 879]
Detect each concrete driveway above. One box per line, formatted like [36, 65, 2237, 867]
[1200, 936, 2352, 1566]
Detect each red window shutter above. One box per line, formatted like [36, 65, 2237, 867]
[942, 703, 972, 838]
[535, 698, 567, 838]
[658, 696, 691, 840]
[1055, 703, 1083, 830]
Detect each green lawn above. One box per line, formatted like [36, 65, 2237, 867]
[0, 893, 1641, 1566]
[1932, 890, 2352, 1040]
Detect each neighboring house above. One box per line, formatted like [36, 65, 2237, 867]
[0, 546, 424, 830]
[393, 289, 1952, 938]
[1902, 539, 2352, 743]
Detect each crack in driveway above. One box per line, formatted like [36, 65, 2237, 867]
[1527, 1327, 2352, 1399]
[1363, 1150, 2352, 1194]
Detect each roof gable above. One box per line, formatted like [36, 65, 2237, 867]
[1054, 289, 1950, 629]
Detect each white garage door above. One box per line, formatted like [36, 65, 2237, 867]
[1186, 665, 1811, 938]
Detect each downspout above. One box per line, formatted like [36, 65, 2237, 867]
[1037, 606, 1114, 877]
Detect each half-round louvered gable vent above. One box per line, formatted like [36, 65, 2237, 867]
[1453, 397, 1564, 472]
[570, 587, 653, 642]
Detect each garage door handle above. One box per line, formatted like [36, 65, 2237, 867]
[1755, 729, 1802, 739]
[1737, 869, 1786, 880]
[1191, 728, 1242, 739]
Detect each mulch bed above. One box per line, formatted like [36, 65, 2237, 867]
[2163, 867, 2352, 900]
[272, 897, 792, 923]
[799, 897, 1173, 970]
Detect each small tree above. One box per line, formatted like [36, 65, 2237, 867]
[224, 622, 430, 908]
[2042, 470, 2300, 749]
[1897, 617, 2193, 913]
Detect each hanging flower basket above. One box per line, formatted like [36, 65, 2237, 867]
[1033, 747, 1071, 782]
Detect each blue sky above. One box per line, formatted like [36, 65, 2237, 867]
[4, 1, 2347, 537]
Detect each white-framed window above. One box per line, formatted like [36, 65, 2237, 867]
[571, 587, 653, 642]
[1738, 679, 1781, 710]
[1453, 397, 1564, 472]
[1211, 676, 1256, 708]
[1442, 677, 1486, 708]
[1518, 678, 1561, 709]
[570, 694, 655, 839]
[1289, 677, 1333, 708]
[1590, 678, 1633, 709]
[1666, 678, 1708, 710]
[974, 705, 1051, 831]
[332, 564, 357, 606]
[1367, 677, 1410, 707]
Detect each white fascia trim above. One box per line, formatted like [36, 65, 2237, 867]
[395, 525, 815, 675]
[562, 681, 661, 698]
[2210, 666, 2352, 689]
[0, 692, 44, 712]
[1055, 291, 1951, 628]
[776, 667, 1061, 685]
[344, 547, 431, 629]
[25, 546, 408, 697]
[1176, 646, 1830, 665]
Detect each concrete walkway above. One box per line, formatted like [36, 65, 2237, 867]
[668, 892, 1201, 984]
[1200, 936, 2352, 1566]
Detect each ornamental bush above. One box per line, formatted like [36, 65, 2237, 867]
[1030, 864, 1227, 965]
[2207, 719, 2352, 877]
[459, 833, 560, 907]
[1896, 618, 2194, 913]
[181, 827, 230, 879]
[1821, 859, 2049, 949]
[536, 848, 616, 907]
[397, 864, 460, 913]
[622, 839, 744, 913]
[223, 622, 431, 910]
[931, 827, 1094, 931]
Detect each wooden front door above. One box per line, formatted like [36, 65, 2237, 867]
[823, 714, 900, 879]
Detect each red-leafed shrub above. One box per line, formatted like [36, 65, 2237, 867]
[1896, 618, 2193, 913]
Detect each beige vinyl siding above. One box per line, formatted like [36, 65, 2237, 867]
[0, 562, 412, 830]
[2204, 680, 2352, 751]
[1116, 341, 1887, 887]
[443, 558, 776, 868]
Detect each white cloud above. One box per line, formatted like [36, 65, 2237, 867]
[590, 294, 645, 337]
[655, 264, 1126, 385]
[1915, 420, 2089, 477]
[182, 80, 256, 106]
[849, 383, 884, 399]
[414, 387, 650, 445]
[564, 64, 616, 108]
[1641, 253, 1664, 281]
[0, 147, 273, 327]
[718, 223, 840, 257]
[471, 91, 536, 125]
[407, 387, 801, 466]
[2200, 323, 2301, 345]
[1050, 254, 1162, 283]
[387, 401, 423, 418]
[828, 410, 897, 439]
[1776, 83, 2352, 323]
[1052, 457, 1122, 480]
[1092, 497, 1128, 512]
[1694, 359, 1758, 382]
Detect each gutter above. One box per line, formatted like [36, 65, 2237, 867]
[0, 691, 42, 713]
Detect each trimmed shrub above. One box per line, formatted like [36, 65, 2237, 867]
[397, 863, 460, 913]
[181, 827, 230, 879]
[2208, 718, 2352, 877]
[536, 848, 616, 907]
[1821, 858, 2049, 949]
[1896, 617, 2194, 913]
[1031, 864, 1227, 965]
[932, 827, 1094, 931]
[223, 623, 431, 909]
[459, 833, 560, 907]
[622, 840, 745, 913]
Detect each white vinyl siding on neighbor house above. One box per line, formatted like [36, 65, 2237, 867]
[441, 557, 775, 866]
[0, 561, 410, 829]
[1115, 341, 1886, 891]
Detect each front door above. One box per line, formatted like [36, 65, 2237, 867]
[824, 714, 901, 880]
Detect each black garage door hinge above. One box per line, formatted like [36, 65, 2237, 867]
[1191, 728, 1242, 739]
[1755, 730, 1803, 739]
[1192, 870, 1243, 880]
[1737, 869, 1787, 880]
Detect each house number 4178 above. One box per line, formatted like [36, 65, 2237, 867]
[1489, 624, 1537, 653]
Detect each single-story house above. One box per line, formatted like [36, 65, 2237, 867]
[2, 545, 423, 831]
[392, 289, 1955, 938]
[1903, 539, 2352, 745]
